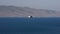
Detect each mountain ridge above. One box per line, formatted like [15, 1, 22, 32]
[0, 5, 60, 17]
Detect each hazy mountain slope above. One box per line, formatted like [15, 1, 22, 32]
[0, 5, 60, 17]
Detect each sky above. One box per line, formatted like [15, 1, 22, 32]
[0, 0, 60, 11]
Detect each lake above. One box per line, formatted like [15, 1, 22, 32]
[0, 17, 60, 34]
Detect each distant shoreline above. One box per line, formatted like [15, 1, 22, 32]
[0, 16, 60, 18]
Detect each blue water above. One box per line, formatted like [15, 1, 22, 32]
[0, 17, 60, 34]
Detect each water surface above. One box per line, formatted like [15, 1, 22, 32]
[0, 17, 60, 34]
